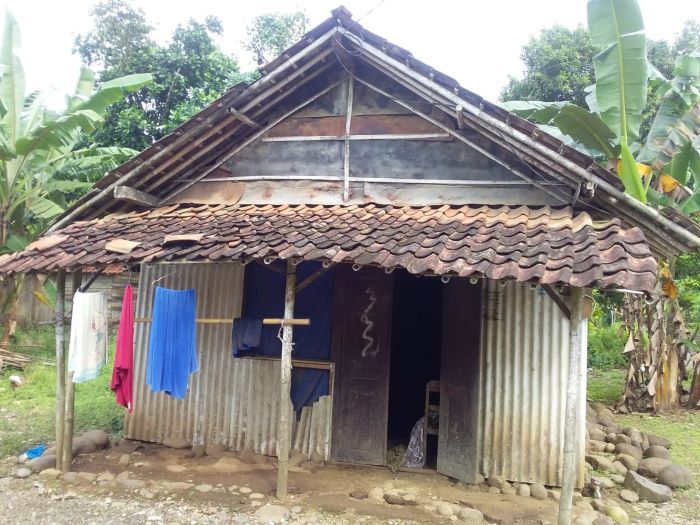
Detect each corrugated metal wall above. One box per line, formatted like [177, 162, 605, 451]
[125, 262, 286, 455]
[477, 280, 586, 487]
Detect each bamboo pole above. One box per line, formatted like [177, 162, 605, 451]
[54, 271, 66, 472]
[61, 270, 82, 473]
[277, 260, 297, 498]
[558, 287, 585, 525]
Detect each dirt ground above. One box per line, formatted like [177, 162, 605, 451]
[1, 440, 697, 524]
[0, 440, 575, 525]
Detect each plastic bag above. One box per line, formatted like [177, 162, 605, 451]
[404, 417, 425, 468]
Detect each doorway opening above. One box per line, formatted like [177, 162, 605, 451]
[388, 270, 443, 468]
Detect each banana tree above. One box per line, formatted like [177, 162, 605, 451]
[0, 10, 152, 342]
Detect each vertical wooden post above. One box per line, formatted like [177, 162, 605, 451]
[558, 286, 585, 525]
[277, 260, 297, 498]
[342, 77, 354, 202]
[54, 271, 66, 472]
[62, 270, 82, 472]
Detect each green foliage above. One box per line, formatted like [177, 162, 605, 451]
[588, 322, 629, 369]
[0, 326, 124, 457]
[676, 252, 700, 327]
[244, 11, 309, 66]
[500, 25, 597, 108]
[74, 0, 247, 151]
[587, 368, 626, 405]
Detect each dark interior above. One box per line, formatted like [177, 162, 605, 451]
[388, 270, 443, 463]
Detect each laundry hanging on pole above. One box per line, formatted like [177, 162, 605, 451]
[68, 290, 108, 383]
[231, 317, 263, 356]
[111, 284, 134, 411]
[146, 287, 198, 399]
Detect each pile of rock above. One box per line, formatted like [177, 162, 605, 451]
[17, 430, 111, 475]
[585, 402, 692, 505]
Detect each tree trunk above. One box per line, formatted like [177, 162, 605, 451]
[0, 274, 24, 345]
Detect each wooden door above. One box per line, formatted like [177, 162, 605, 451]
[331, 265, 393, 465]
[437, 279, 482, 481]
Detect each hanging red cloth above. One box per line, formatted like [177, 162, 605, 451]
[111, 284, 134, 412]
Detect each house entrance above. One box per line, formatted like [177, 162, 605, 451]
[388, 271, 443, 468]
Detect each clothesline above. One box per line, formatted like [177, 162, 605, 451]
[134, 317, 310, 326]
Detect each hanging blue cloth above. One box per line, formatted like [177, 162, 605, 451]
[146, 287, 198, 399]
[232, 317, 263, 356]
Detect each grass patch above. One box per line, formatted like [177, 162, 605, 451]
[587, 368, 626, 405]
[0, 326, 125, 457]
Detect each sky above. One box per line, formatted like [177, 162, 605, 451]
[1, 0, 697, 104]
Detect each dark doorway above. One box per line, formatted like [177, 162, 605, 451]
[387, 271, 443, 465]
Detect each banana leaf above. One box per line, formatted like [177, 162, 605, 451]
[0, 10, 24, 144]
[588, 0, 647, 144]
[619, 142, 647, 203]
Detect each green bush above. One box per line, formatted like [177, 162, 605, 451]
[588, 322, 628, 369]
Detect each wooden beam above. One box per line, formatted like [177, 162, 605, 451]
[456, 105, 466, 129]
[543, 285, 571, 318]
[54, 271, 66, 472]
[343, 77, 354, 202]
[114, 185, 160, 208]
[62, 270, 82, 473]
[277, 260, 297, 498]
[260, 133, 451, 142]
[228, 107, 262, 129]
[558, 286, 585, 525]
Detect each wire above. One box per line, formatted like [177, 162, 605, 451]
[356, 0, 389, 23]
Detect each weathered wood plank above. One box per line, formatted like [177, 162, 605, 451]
[114, 185, 160, 207]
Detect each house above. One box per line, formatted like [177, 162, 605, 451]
[2, 6, 699, 511]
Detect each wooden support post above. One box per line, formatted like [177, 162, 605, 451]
[277, 260, 297, 498]
[61, 270, 82, 472]
[54, 271, 66, 472]
[342, 77, 354, 202]
[558, 286, 585, 525]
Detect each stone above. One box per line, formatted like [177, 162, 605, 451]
[606, 506, 629, 524]
[622, 427, 643, 443]
[614, 454, 637, 471]
[646, 434, 671, 449]
[205, 443, 226, 457]
[254, 504, 290, 524]
[517, 484, 531, 497]
[597, 416, 617, 430]
[249, 493, 265, 499]
[81, 430, 110, 449]
[486, 476, 510, 489]
[590, 402, 608, 414]
[192, 445, 206, 457]
[61, 471, 82, 484]
[161, 481, 193, 490]
[119, 454, 130, 466]
[488, 486, 501, 494]
[593, 518, 614, 525]
[612, 434, 631, 445]
[436, 502, 454, 517]
[72, 437, 97, 455]
[612, 462, 628, 476]
[166, 464, 187, 473]
[239, 486, 253, 494]
[643, 445, 670, 460]
[586, 455, 616, 473]
[618, 489, 638, 503]
[610, 474, 625, 484]
[589, 429, 606, 442]
[605, 443, 616, 453]
[590, 499, 609, 513]
[573, 516, 595, 525]
[458, 508, 484, 520]
[288, 451, 307, 468]
[465, 484, 481, 492]
[596, 477, 614, 489]
[162, 437, 190, 449]
[38, 468, 61, 480]
[97, 471, 115, 482]
[383, 493, 404, 505]
[614, 444, 642, 462]
[120, 479, 146, 490]
[369, 487, 383, 500]
[15, 467, 32, 478]
[194, 484, 213, 492]
[350, 489, 368, 499]
[116, 471, 130, 482]
[26, 455, 56, 473]
[530, 483, 548, 500]
[623, 471, 672, 503]
[657, 464, 693, 489]
[402, 495, 419, 506]
[290, 506, 302, 514]
[502, 486, 516, 496]
[78, 472, 97, 483]
[637, 457, 671, 478]
[587, 440, 608, 453]
[548, 489, 561, 501]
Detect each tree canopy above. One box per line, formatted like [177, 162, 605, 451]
[244, 11, 309, 66]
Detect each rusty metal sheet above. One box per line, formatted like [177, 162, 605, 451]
[477, 280, 586, 487]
